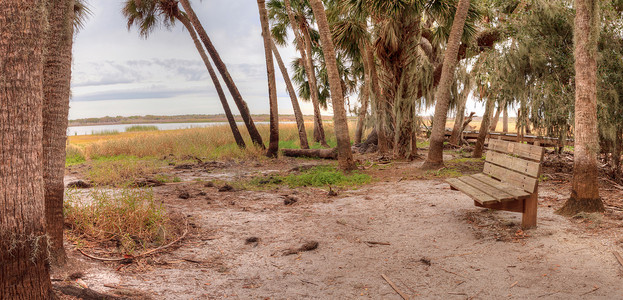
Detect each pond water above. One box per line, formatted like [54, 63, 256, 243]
[66, 121, 293, 136]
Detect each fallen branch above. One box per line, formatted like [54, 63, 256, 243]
[79, 221, 189, 262]
[364, 241, 391, 246]
[381, 274, 409, 300]
[580, 286, 599, 296]
[282, 148, 338, 159]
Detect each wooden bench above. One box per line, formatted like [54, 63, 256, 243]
[446, 139, 545, 229]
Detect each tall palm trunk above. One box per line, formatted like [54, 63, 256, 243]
[558, 0, 604, 215]
[272, 41, 309, 149]
[366, 44, 389, 154]
[179, 0, 264, 148]
[1, 0, 53, 297]
[257, 0, 279, 158]
[309, 0, 356, 171]
[422, 0, 471, 169]
[301, 21, 329, 147]
[449, 88, 469, 145]
[355, 44, 371, 144]
[176, 14, 245, 148]
[283, 0, 328, 147]
[43, 0, 74, 267]
[473, 98, 495, 158]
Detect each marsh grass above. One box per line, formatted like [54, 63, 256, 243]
[125, 125, 159, 132]
[250, 165, 371, 188]
[64, 188, 176, 254]
[91, 129, 120, 136]
[87, 155, 160, 186]
[66, 144, 86, 166]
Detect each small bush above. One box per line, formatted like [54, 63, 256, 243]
[125, 125, 159, 132]
[64, 188, 174, 254]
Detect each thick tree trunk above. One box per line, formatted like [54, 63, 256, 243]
[309, 0, 357, 171]
[177, 14, 246, 148]
[43, 0, 74, 266]
[558, 0, 604, 215]
[282, 148, 337, 159]
[179, 0, 265, 148]
[257, 0, 279, 158]
[283, 0, 328, 147]
[473, 98, 495, 158]
[1, 1, 53, 297]
[272, 41, 309, 149]
[489, 102, 502, 132]
[503, 105, 509, 133]
[355, 46, 371, 144]
[422, 0, 471, 169]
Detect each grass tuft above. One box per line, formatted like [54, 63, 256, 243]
[87, 155, 159, 186]
[251, 165, 371, 188]
[125, 125, 159, 132]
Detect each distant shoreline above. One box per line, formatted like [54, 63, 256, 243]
[68, 114, 348, 127]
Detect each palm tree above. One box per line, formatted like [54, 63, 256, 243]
[178, 0, 265, 148]
[280, 0, 329, 147]
[272, 41, 310, 149]
[42, 0, 76, 267]
[309, 0, 356, 170]
[258, 0, 280, 157]
[557, 0, 604, 215]
[123, 0, 246, 148]
[422, 0, 472, 169]
[0, 0, 53, 296]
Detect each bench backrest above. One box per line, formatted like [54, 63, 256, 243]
[483, 139, 545, 194]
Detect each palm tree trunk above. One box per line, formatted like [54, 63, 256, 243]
[1, 1, 53, 297]
[309, 0, 356, 171]
[179, 0, 264, 148]
[558, 0, 604, 215]
[473, 98, 495, 158]
[301, 21, 329, 147]
[489, 102, 502, 132]
[449, 94, 468, 145]
[272, 41, 309, 149]
[257, 0, 279, 158]
[355, 44, 371, 144]
[422, 0, 471, 169]
[43, 0, 74, 267]
[366, 43, 389, 154]
[283, 0, 328, 147]
[177, 13, 246, 148]
[503, 105, 509, 133]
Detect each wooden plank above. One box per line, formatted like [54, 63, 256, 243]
[474, 199, 524, 213]
[522, 186, 538, 229]
[447, 178, 496, 204]
[470, 174, 529, 198]
[485, 151, 541, 177]
[483, 163, 538, 193]
[488, 139, 544, 162]
[458, 176, 515, 202]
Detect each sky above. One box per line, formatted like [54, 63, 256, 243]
[70, 0, 486, 120]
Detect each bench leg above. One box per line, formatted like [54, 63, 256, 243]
[521, 187, 538, 229]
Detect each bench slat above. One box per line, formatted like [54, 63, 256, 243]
[447, 178, 496, 204]
[485, 150, 541, 178]
[483, 163, 538, 193]
[457, 176, 516, 202]
[488, 139, 545, 162]
[471, 173, 530, 198]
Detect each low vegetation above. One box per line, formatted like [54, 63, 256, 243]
[86, 155, 160, 186]
[251, 165, 371, 188]
[125, 125, 159, 132]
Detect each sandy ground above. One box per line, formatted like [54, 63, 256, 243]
[55, 157, 623, 300]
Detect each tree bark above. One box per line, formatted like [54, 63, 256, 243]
[354, 45, 371, 144]
[309, 0, 357, 171]
[489, 102, 502, 132]
[449, 88, 469, 145]
[179, 0, 265, 148]
[43, 0, 74, 267]
[503, 105, 509, 133]
[257, 0, 279, 158]
[272, 41, 309, 149]
[422, 0, 471, 169]
[473, 98, 495, 158]
[1, 0, 53, 297]
[558, 0, 604, 215]
[366, 42, 389, 155]
[177, 13, 246, 148]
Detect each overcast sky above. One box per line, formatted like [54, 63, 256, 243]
[70, 0, 486, 120]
